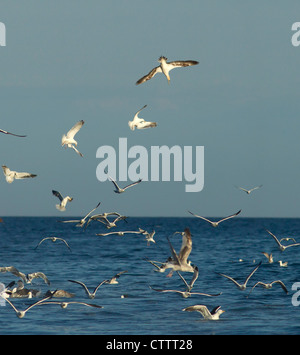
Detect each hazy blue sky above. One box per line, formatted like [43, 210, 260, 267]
[1, 1, 300, 217]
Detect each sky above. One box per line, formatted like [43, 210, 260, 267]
[1, 1, 300, 217]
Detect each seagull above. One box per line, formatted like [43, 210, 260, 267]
[107, 174, 142, 194]
[9, 280, 40, 298]
[52, 190, 73, 211]
[87, 213, 127, 229]
[145, 228, 194, 276]
[247, 280, 288, 297]
[182, 305, 225, 320]
[0, 281, 15, 299]
[149, 285, 221, 298]
[0, 128, 26, 137]
[96, 230, 141, 237]
[139, 228, 156, 246]
[235, 185, 263, 194]
[104, 270, 128, 285]
[68, 279, 107, 299]
[188, 209, 241, 227]
[2, 165, 37, 184]
[265, 229, 300, 252]
[136, 56, 199, 85]
[217, 261, 262, 291]
[34, 237, 71, 251]
[39, 301, 103, 309]
[0, 266, 50, 285]
[278, 260, 288, 267]
[61, 120, 84, 157]
[44, 289, 75, 298]
[261, 252, 273, 263]
[280, 237, 297, 243]
[0, 293, 55, 318]
[128, 105, 157, 131]
[59, 202, 101, 227]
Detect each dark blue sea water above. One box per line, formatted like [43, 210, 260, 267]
[1, 216, 300, 335]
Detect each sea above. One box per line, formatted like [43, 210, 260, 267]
[0, 216, 300, 338]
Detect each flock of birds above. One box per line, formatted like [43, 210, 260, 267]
[0, 56, 296, 325]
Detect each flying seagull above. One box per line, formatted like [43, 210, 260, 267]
[128, 105, 157, 131]
[0, 129, 26, 137]
[39, 301, 103, 309]
[145, 228, 194, 276]
[59, 202, 101, 227]
[52, 190, 73, 211]
[247, 280, 288, 297]
[68, 279, 107, 299]
[265, 229, 300, 252]
[107, 174, 142, 194]
[182, 305, 225, 320]
[0, 266, 50, 285]
[104, 270, 128, 285]
[136, 56, 199, 85]
[0, 292, 55, 318]
[61, 120, 84, 157]
[235, 185, 263, 194]
[188, 209, 241, 227]
[261, 252, 273, 263]
[2, 165, 37, 184]
[217, 262, 262, 291]
[34, 237, 71, 251]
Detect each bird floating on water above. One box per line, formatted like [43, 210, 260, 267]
[182, 305, 225, 320]
[52, 190, 73, 211]
[188, 209, 241, 227]
[128, 105, 157, 131]
[61, 120, 84, 157]
[2, 165, 37, 184]
[136, 56, 199, 85]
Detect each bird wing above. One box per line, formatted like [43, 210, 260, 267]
[123, 179, 142, 190]
[244, 261, 262, 286]
[136, 121, 157, 129]
[265, 229, 282, 249]
[136, 66, 162, 85]
[178, 228, 192, 264]
[217, 209, 242, 224]
[272, 280, 288, 294]
[1, 165, 10, 176]
[249, 185, 263, 192]
[187, 211, 213, 224]
[0, 129, 26, 137]
[217, 273, 241, 288]
[56, 238, 72, 251]
[34, 237, 49, 250]
[133, 105, 147, 120]
[83, 202, 101, 219]
[169, 60, 199, 69]
[149, 286, 184, 294]
[70, 144, 83, 157]
[183, 305, 211, 318]
[14, 171, 37, 180]
[68, 280, 91, 297]
[52, 190, 63, 202]
[92, 280, 107, 294]
[167, 237, 181, 266]
[66, 120, 84, 139]
[284, 242, 300, 249]
[28, 272, 50, 285]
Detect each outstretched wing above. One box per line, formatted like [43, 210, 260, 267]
[0, 129, 26, 137]
[66, 120, 84, 139]
[136, 66, 162, 85]
[52, 190, 63, 202]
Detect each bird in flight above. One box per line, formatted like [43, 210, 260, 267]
[52, 190, 73, 211]
[61, 120, 84, 157]
[128, 105, 157, 131]
[188, 209, 241, 227]
[235, 185, 263, 194]
[2, 165, 37, 184]
[136, 56, 199, 85]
